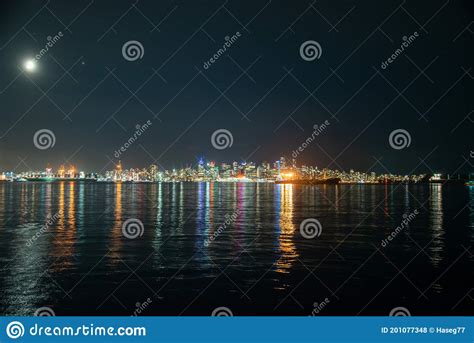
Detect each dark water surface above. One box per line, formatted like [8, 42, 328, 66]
[0, 182, 472, 315]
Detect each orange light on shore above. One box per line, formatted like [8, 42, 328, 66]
[68, 165, 76, 176]
[58, 165, 65, 177]
[281, 172, 294, 179]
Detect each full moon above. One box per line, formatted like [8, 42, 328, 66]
[24, 59, 37, 72]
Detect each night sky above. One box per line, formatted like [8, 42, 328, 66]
[0, 0, 472, 174]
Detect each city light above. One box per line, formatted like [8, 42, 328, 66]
[281, 172, 295, 179]
[0, 157, 431, 184]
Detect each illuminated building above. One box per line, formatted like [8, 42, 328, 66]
[4, 158, 430, 184]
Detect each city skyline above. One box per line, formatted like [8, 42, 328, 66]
[0, 156, 444, 184]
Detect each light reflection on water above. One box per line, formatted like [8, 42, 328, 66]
[429, 184, 444, 268]
[0, 182, 472, 315]
[275, 184, 297, 274]
[109, 181, 122, 264]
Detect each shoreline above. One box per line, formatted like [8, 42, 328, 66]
[0, 179, 469, 185]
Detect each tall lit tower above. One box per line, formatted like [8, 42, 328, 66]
[149, 164, 158, 182]
[58, 165, 65, 178]
[67, 165, 76, 178]
[45, 164, 53, 177]
[115, 161, 123, 181]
